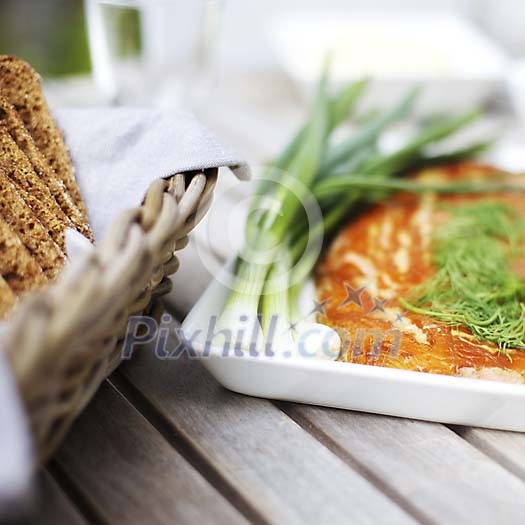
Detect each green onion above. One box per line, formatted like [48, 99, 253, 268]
[218, 64, 331, 350]
[249, 78, 368, 222]
[290, 115, 485, 262]
[359, 110, 480, 175]
[218, 66, 495, 356]
[313, 176, 525, 200]
[319, 87, 421, 176]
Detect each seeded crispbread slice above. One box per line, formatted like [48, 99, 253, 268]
[0, 215, 46, 296]
[0, 126, 73, 252]
[0, 275, 17, 319]
[0, 55, 88, 220]
[0, 97, 93, 242]
[0, 170, 65, 279]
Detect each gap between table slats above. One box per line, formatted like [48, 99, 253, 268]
[117, 344, 416, 524]
[109, 372, 269, 525]
[7, 470, 88, 525]
[275, 401, 525, 524]
[449, 425, 525, 481]
[50, 380, 247, 525]
[46, 463, 105, 525]
[273, 401, 432, 525]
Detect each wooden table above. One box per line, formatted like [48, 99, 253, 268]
[19, 318, 525, 525]
[14, 73, 525, 525]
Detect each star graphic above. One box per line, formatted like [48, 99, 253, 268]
[368, 297, 388, 315]
[394, 311, 407, 323]
[287, 320, 299, 333]
[338, 283, 367, 309]
[309, 299, 330, 317]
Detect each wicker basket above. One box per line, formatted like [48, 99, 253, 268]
[4, 168, 218, 463]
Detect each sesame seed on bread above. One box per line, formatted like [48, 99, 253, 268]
[0, 126, 72, 251]
[0, 215, 46, 297]
[0, 97, 93, 242]
[0, 55, 88, 221]
[0, 276, 17, 319]
[0, 169, 65, 279]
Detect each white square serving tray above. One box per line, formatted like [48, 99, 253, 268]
[270, 11, 509, 115]
[182, 271, 525, 432]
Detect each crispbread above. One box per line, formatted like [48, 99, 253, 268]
[0, 216, 46, 296]
[0, 97, 93, 241]
[0, 170, 65, 279]
[0, 126, 72, 251]
[0, 275, 17, 318]
[0, 55, 88, 220]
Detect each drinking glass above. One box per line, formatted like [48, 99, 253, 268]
[85, 0, 222, 108]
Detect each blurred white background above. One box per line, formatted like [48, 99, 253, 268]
[2, 0, 525, 123]
[216, 0, 525, 69]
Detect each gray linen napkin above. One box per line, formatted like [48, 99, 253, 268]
[0, 108, 249, 515]
[55, 108, 250, 240]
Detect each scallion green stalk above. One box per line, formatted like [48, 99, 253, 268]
[218, 64, 331, 350]
[249, 78, 368, 223]
[218, 66, 494, 357]
[313, 175, 524, 200]
[319, 87, 421, 176]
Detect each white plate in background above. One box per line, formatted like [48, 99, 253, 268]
[507, 59, 525, 120]
[270, 11, 509, 115]
[183, 269, 525, 432]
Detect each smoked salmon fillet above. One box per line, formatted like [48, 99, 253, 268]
[316, 163, 525, 383]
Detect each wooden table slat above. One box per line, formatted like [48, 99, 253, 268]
[5, 472, 87, 525]
[53, 382, 247, 525]
[118, 331, 417, 525]
[456, 427, 525, 481]
[282, 403, 525, 524]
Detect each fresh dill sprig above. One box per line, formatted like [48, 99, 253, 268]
[401, 201, 525, 356]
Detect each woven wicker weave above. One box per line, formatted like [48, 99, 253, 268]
[4, 168, 218, 463]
